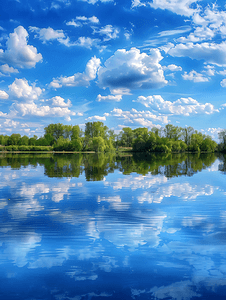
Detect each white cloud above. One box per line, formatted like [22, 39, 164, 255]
[176, 26, 215, 43]
[66, 20, 81, 27]
[96, 94, 122, 102]
[193, 6, 226, 34]
[77, 15, 99, 23]
[136, 95, 218, 115]
[167, 42, 226, 66]
[203, 65, 215, 76]
[182, 70, 209, 82]
[51, 96, 71, 107]
[92, 25, 119, 41]
[79, 0, 113, 4]
[4, 119, 19, 128]
[9, 78, 43, 100]
[131, 0, 146, 8]
[220, 79, 226, 87]
[66, 15, 99, 27]
[86, 115, 106, 121]
[0, 90, 9, 99]
[98, 47, 167, 92]
[0, 111, 7, 117]
[111, 107, 168, 125]
[149, 0, 200, 17]
[163, 64, 182, 71]
[0, 64, 19, 74]
[158, 27, 191, 37]
[0, 26, 42, 68]
[50, 56, 101, 88]
[15, 102, 76, 120]
[75, 36, 101, 49]
[29, 26, 70, 46]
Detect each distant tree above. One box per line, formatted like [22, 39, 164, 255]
[18, 135, 29, 146]
[29, 135, 38, 146]
[7, 134, 21, 145]
[119, 127, 134, 147]
[44, 123, 65, 142]
[0, 135, 9, 145]
[217, 129, 226, 152]
[93, 137, 106, 152]
[181, 126, 194, 145]
[164, 124, 182, 140]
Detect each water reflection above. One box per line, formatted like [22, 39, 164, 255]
[0, 152, 219, 179]
[0, 153, 226, 299]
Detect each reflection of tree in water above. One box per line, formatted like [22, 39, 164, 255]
[218, 154, 226, 174]
[44, 154, 83, 178]
[0, 152, 218, 179]
[0, 153, 52, 169]
[130, 152, 217, 178]
[83, 153, 117, 181]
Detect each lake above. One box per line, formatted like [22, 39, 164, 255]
[0, 152, 226, 300]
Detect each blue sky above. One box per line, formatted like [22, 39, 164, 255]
[0, 0, 226, 139]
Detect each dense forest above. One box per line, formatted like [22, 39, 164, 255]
[0, 122, 225, 153]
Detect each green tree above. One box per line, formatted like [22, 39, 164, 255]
[18, 135, 29, 146]
[44, 123, 65, 142]
[181, 126, 194, 145]
[29, 135, 38, 146]
[7, 134, 21, 145]
[164, 124, 182, 140]
[93, 137, 106, 152]
[218, 129, 226, 152]
[200, 137, 217, 152]
[119, 127, 134, 147]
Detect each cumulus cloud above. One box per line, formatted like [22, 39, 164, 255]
[9, 78, 44, 100]
[29, 26, 70, 46]
[78, 15, 99, 23]
[204, 65, 215, 76]
[111, 107, 168, 125]
[136, 95, 218, 115]
[0, 26, 42, 68]
[167, 42, 226, 66]
[149, 0, 200, 17]
[0, 64, 19, 74]
[193, 6, 226, 36]
[0, 111, 7, 117]
[75, 36, 101, 49]
[7, 80, 76, 121]
[15, 102, 76, 121]
[0, 90, 9, 99]
[182, 70, 209, 82]
[50, 56, 101, 88]
[51, 96, 71, 107]
[92, 25, 119, 41]
[4, 118, 19, 128]
[98, 47, 167, 92]
[66, 20, 81, 27]
[220, 79, 226, 87]
[86, 115, 106, 121]
[66, 16, 99, 27]
[163, 64, 182, 71]
[96, 94, 122, 102]
[177, 26, 215, 43]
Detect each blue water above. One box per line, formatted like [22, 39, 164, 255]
[0, 153, 226, 300]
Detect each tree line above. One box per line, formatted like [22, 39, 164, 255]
[0, 122, 225, 153]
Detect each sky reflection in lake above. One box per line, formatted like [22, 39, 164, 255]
[0, 153, 226, 300]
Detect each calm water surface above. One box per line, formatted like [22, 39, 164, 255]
[0, 153, 226, 300]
